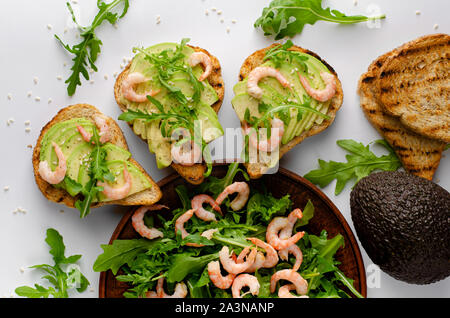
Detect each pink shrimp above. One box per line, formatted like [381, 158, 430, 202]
[191, 194, 222, 222]
[247, 66, 290, 99]
[156, 277, 188, 298]
[270, 269, 308, 296]
[97, 163, 132, 200]
[208, 261, 236, 289]
[243, 118, 285, 153]
[122, 72, 161, 103]
[266, 217, 305, 250]
[38, 142, 67, 185]
[215, 182, 250, 211]
[131, 205, 168, 240]
[278, 284, 309, 298]
[232, 274, 260, 298]
[171, 140, 202, 167]
[247, 238, 279, 268]
[279, 208, 303, 240]
[298, 71, 336, 102]
[188, 51, 212, 81]
[219, 246, 257, 275]
[174, 209, 204, 247]
[76, 116, 112, 144]
[278, 245, 303, 272]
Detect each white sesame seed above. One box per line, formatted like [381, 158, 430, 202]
[415, 10, 421, 15]
[35, 96, 41, 102]
[24, 120, 31, 126]
[90, 80, 95, 84]
[72, 0, 78, 4]
[104, 74, 108, 80]
[57, 75, 63, 80]
[64, 28, 68, 34]
[89, 68, 94, 74]
[353, 0, 358, 6]
[63, 62, 67, 67]
[48, 98, 53, 104]
[113, 23, 118, 29]
[226, 27, 231, 33]
[60, 209, 65, 213]
[220, 18, 224, 23]
[217, 10, 222, 15]
[211, 7, 217, 12]
[89, 288, 95, 292]
[232, 19, 237, 24]
[113, 72, 118, 78]
[4, 186, 10, 191]
[47, 24, 53, 30]
[27, 144, 32, 149]
[19, 267, 25, 273]
[25, 128, 31, 133]
[433, 23, 439, 30]
[7, 93, 12, 100]
[120, 64, 125, 69]
[27, 91, 32, 97]
[33, 77, 39, 84]
[205, 9, 209, 15]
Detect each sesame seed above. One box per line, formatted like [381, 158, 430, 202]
[24, 120, 31, 126]
[89, 68, 94, 74]
[35, 96, 41, 102]
[415, 10, 421, 15]
[232, 19, 237, 24]
[120, 64, 125, 69]
[226, 27, 231, 33]
[113, 23, 118, 29]
[353, 0, 358, 5]
[33, 77, 39, 84]
[433, 24, 439, 30]
[27, 91, 32, 97]
[205, 9, 209, 15]
[63, 62, 67, 67]
[60, 209, 65, 213]
[4, 186, 10, 191]
[7, 93, 12, 100]
[64, 28, 68, 34]
[48, 98, 53, 104]
[47, 24, 53, 30]
[211, 7, 217, 12]
[89, 288, 95, 292]
[57, 75, 62, 80]
[104, 74, 108, 80]
[217, 10, 222, 15]
[25, 128, 31, 133]
[90, 80, 95, 84]
[72, 0, 78, 4]
[113, 72, 118, 78]
[19, 267, 25, 273]
[27, 144, 32, 149]
[220, 18, 224, 23]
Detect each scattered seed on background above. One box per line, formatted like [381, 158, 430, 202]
[35, 96, 41, 102]
[7, 93, 12, 100]
[433, 23, 439, 29]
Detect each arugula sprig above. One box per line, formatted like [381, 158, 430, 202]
[255, 0, 386, 39]
[15, 229, 89, 298]
[304, 139, 402, 195]
[264, 40, 308, 71]
[55, 0, 130, 96]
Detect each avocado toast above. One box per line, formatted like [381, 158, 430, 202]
[33, 104, 162, 217]
[232, 42, 343, 178]
[114, 40, 224, 185]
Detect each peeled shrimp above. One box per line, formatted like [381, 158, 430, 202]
[247, 238, 279, 268]
[77, 116, 112, 144]
[247, 66, 290, 99]
[122, 72, 161, 103]
[298, 71, 336, 102]
[243, 118, 285, 152]
[38, 142, 67, 185]
[208, 261, 236, 289]
[278, 284, 309, 298]
[215, 182, 250, 211]
[131, 205, 168, 240]
[266, 217, 305, 250]
[171, 140, 202, 167]
[174, 209, 204, 247]
[156, 277, 188, 298]
[191, 194, 222, 222]
[279, 245, 303, 272]
[243, 251, 266, 273]
[232, 274, 260, 298]
[219, 246, 257, 275]
[279, 208, 303, 240]
[97, 163, 132, 200]
[201, 228, 218, 240]
[270, 269, 308, 296]
[188, 51, 212, 81]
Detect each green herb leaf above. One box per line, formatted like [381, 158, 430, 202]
[255, 0, 386, 39]
[166, 253, 219, 283]
[304, 139, 402, 195]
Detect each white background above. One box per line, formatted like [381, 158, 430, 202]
[0, 0, 448, 298]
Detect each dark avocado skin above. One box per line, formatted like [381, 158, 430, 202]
[350, 171, 450, 285]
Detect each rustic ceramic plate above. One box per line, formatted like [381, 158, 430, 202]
[99, 164, 367, 298]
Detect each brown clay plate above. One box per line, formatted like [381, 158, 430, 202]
[99, 164, 367, 298]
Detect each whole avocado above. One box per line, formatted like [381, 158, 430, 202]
[350, 171, 450, 285]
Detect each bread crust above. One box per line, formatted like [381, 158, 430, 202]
[238, 44, 344, 178]
[32, 104, 162, 209]
[376, 33, 450, 143]
[114, 45, 224, 185]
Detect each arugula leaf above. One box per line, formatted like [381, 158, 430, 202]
[196, 162, 249, 197]
[166, 253, 219, 283]
[15, 229, 89, 298]
[264, 40, 309, 71]
[255, 0, 386, 39]
[304, 139, 402, 195]
[246, 192, 292, 225]
[55, 0, 130, 96]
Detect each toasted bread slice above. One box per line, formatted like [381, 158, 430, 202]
[376, 33, 450, 143]
[33, 104, 162, 209]
[359, 52, 446, 180]
[238, 44, 344, 178]
[114, 45, 224, 185]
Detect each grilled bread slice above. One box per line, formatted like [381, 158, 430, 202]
[114, 45, 224, 185]
[376, 33, 450, 143]
[33, 104, 162, 209]
[239, 44, 344, 178]
[359, 53, 446, 180]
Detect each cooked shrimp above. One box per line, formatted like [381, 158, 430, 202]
[279, 244, 303, 272]
[191, 194, 222, 222]
[219, 246, 257, 275]
[145, 291, 158, 298]
[279, 208, 303, 240]
[131, 205, 168, 240]
[298, 71, 336, 102]
[188, 51, 212, 81]
[278, 284, 309, 298]
[215, 182, 250, 211]
[266, 217, 305, 250]
[171, 140, 202, 167]
[270, 269, 308, 296]
[247, 66, 290, 99]
[156, 277, 188, 298]
[208, 261, 236, 289]
[174, 209, 203, 247]
[38, 142, 67, 185]
[77, 116, 112, 144]
[122, 72, 161, 103]
[232, 274, 260, 298]
[247, 238, 279, 268]
[244, 118, 285, 152]
[201, 228, 218, 240]
[97, 163, 132, 200]
[243, 252, 266, 273]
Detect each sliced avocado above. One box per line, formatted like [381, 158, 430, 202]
[171, 78, 218, 106]
[147, 120, 172, 169]
[103, 143, 131, 161]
